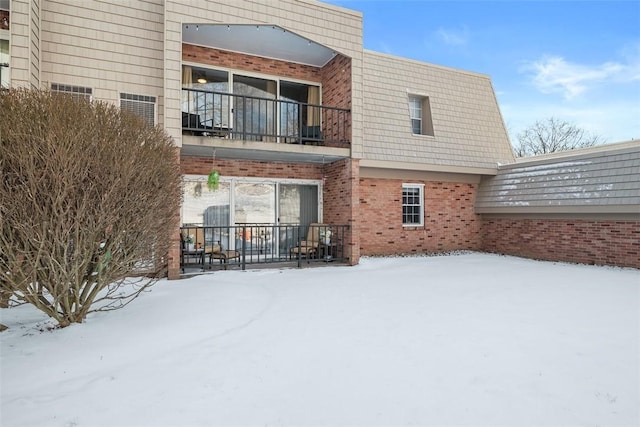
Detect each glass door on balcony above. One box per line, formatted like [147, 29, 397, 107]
[279, 81, 306, 141]
[278, 184, 318, 225]
[234, 182, 276, 252]
[233, 75, 276, 141]
[234, 182, 276, 224]
[182, 66, 231, 131]
[280, 81, 321, 142]
[278, 184, 318, 255]
[182, 178, 320, 256]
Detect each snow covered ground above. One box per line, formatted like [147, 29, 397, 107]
[1, 253, 639, 427]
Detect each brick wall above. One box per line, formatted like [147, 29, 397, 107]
[170, 157, 639, 276]
[180, 156, 323, 180]
[323, 159, 360, 264]
[183, 44, 321, 82]
[359, 178, 481, 256]
[320, 54, 351, 111]
[167, 148, 184, 280]
[320, 54, 352, 148]
[481, 218, 640, 268]
[182, 45, 352, 107]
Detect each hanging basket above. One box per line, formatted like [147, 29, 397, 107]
[207, 170, 220, 191]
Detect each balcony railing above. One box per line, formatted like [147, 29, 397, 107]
[182, 88, 350, 146]
[180, 223, 349, 273]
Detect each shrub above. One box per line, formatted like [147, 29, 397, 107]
[0, 89, 182, 327]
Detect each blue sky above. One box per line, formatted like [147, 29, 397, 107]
[324, 0, 640, 145]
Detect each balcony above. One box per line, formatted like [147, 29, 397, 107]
[182, 88, 350, 147]
[179, 223, 350, 275]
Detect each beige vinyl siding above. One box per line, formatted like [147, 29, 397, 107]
[164, 0, 363, 149]
[8, 0, 39, 88]
[362, 50, 514, 171]
[40, 0, 164, 124]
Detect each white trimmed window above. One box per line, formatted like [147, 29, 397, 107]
[120, 93, 156, 126]
[402, 183, 424, 226]
[51, 83, 92, 101]
[409, 95, 434, 136]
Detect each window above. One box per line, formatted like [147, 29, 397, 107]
[51, 83, 92, 101]
[402, 184, 424, 226]
[409, 95, 434, 136]
[120, 93, 156, 126]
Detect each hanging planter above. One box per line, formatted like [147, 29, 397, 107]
[207, 170, 220, 191]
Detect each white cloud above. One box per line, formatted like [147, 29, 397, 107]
[435, 27, 469, 46]
[522, 54, 640, 99]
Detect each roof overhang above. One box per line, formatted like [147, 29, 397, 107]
[180, 136, 349, 165]
[182, 24, 337, 67]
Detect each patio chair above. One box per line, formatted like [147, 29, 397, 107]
[290, 223, 327, 260]
[180, 231, 206, 272]
[181, 226, 240, 271]
[209, 246, 241, 269]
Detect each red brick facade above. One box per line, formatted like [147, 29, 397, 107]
[180, 156, 323, 180]
[169, 159, 639, 278]
[358, 178, 482, 256]
[320, 55, 351, 112]
[323, 159, 360, 264]
[481, 218, 640, 268]
[173, 46, 638, 273]
[167, 148, 184, 280]
[183, 44, 322, 83]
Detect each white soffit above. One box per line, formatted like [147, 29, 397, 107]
[182, 24, 337, 67]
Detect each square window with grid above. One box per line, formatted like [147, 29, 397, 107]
[120, 93, 156, 127]
[402, 184, 424, 226]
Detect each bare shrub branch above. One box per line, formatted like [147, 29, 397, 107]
[0, 88, 182, 327]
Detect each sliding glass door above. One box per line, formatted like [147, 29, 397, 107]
[233, 75, 277, 140]
[234, 182, 276, 224]
[182, 65, 321, 142]
[278, 184, 318, 225]
[181, 177, 321, 253]
[278, 184, 318, 253]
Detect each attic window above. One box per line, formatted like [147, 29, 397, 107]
[409, 95, 434, 136]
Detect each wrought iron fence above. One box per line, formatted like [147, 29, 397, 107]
[180, 223, 349, 273]
[182, 88, 350, 146]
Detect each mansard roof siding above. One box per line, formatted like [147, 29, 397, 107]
[361, 50, 515, 172]
[475, 140, 640, 215]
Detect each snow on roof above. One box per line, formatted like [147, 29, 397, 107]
[476, 141, 640, 214]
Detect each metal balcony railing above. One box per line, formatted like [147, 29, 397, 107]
[179, 223, 349, 273]
[181, 88, 350, 146]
